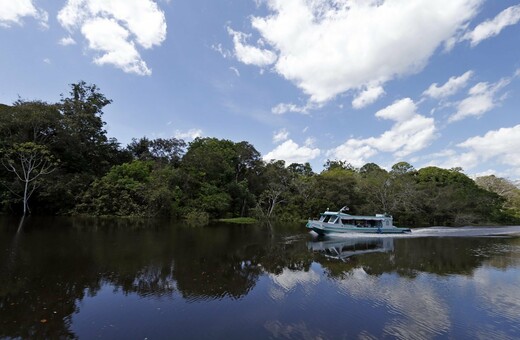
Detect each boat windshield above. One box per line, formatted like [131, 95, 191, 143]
[321, 215, 337, 223]
[328, 216, 339, 224]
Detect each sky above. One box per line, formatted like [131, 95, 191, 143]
[1, 0, 520, 179]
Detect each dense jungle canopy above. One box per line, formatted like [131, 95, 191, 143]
[1, 82, 519, 226]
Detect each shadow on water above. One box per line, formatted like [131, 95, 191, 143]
[0, 217, 519, 338]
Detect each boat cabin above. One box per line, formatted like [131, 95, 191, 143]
[319, 212, 392, 228]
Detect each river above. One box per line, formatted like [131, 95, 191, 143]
[1, 216, 519, 339]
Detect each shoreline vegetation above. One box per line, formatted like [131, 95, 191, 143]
[1, 82, 520, 227]
[218, 217, 258, 224]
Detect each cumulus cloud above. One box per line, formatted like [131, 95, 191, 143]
[263, 139, 320, 164]
[352, 85, 385, 109]
[328, 98, 436, 166]
[57, 0, 167, 75]
[0, 0, 48, 28]
[227, 27, 277, 67]
[174, 128, 203, 140]
[419, 125, 520, 176]
[273, 128, 289, 143]
[423, 71, 474, 99]
[458, 125, 520, 167]
[463, 5, 520, 47]
[229, 0, 481, 104]
[449, 77, 510, 122]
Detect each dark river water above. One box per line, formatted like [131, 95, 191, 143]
[1, 216, 519, 339]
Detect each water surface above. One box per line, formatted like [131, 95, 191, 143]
[1, 217, 519, 339]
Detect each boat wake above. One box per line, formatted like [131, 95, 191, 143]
[318, 225, 520, 239]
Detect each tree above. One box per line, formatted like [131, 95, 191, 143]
[58, 81, 124, 175]
[1, 143, 58, 215]
[255, 160, 292, 218]
[287, 162, 314, 177]
[128, 137, 186, 166]
[475, 175, 520, 219]
[416, 167, 502, 226]
[389, 162, 420, 225]
[323, 159, 356, 172]
[180, 138, 261, 218]
[390, 161, 415, 176]
[0, 100, 61, 146]
[357, 163, 393, 213]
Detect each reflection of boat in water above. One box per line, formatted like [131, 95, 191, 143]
[308, 237, 394, 261]
[306, 208, 411, 236]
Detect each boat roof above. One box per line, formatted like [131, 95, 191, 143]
[321, 211, 391, 219]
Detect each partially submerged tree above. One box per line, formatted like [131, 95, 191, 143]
[1, 142, 58, 215]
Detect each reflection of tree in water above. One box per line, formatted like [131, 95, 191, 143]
[172, 223, 313, 300]
[0, 218, 102, 339]
[170, 227, 262, 301]
[0, 218, 314, 338]
[2, 217, 515, 338]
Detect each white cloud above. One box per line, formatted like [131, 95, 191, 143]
[227, 27, 277, 67]
[263, 139, 320, 164]
[273, 128, 289, 143]
[449, 77, 510, 122]
[0, 0, 48, 28]
[59, 36, 76, 46]
[174, 128, 203, 140]
[271, 102, 313, 115]
[463, 5, 520, 47]
[420, 125, 520, 176]
[230, 0, 481, 104]
[423, 71, 473, 99]
[43, 58, 50, 64]
[328, 98, 436, 166]
[81, 18, 151, 75]
[57, 0, 166, 75]
[352, 85, 385, 109]
[424, 150, 480, 172]
[458, 125, 520, 168]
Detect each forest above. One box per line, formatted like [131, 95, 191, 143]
[1, 81, 520, 227]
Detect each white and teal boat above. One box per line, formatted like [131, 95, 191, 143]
[306, 207, 411, 236]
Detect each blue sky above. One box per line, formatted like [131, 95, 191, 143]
[1, 0, 520, 179]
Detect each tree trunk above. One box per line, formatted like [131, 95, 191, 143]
[23, 179, 29, 216]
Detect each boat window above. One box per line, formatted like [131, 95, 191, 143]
[328, 216, 339, 224]
[322, 215, 331, 222]
[341, 219, 353, 225]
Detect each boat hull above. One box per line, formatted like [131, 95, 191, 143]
[306, 221, 411, 236]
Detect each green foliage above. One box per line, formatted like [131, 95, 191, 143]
[218, 217, 257, 224]
[185, 210, 210, 226]
[77, 161, 182, 217]
[76, 161, 152, 216]
[0, 83, 517, 225]
[128, 137, 185, 166]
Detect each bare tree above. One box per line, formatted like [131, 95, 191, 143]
[1, 142, 58, 215]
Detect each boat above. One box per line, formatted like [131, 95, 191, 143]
[306, 207, 411, 235]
